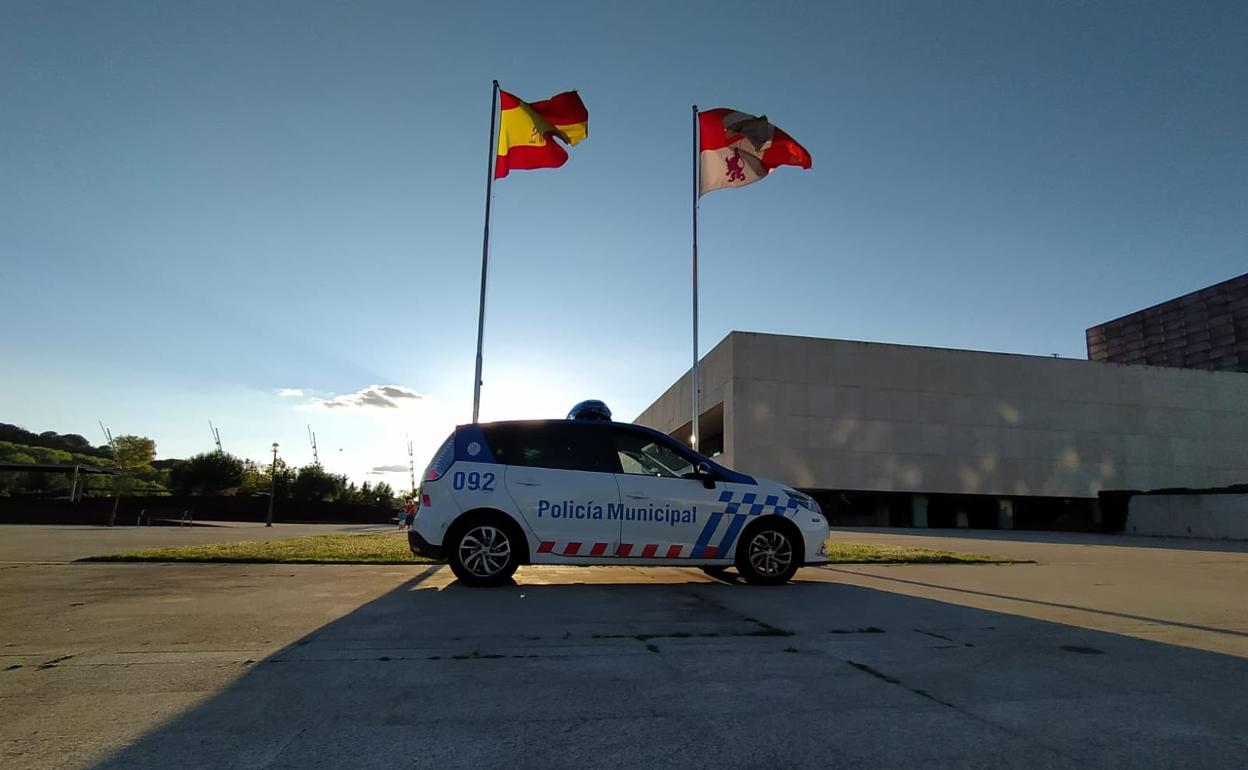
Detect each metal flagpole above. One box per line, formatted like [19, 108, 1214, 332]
[472, 80, 500, 423]
[691, 104, 700, 452]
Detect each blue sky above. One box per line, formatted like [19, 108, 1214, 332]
[2, 1, 1245, 483]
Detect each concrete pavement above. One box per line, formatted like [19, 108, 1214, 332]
[825, 527, 1248, 657]
[1, 525, 1245, 769]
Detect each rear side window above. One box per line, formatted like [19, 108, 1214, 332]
[484, 422, 617, 473]
[424, 434, 455, 481]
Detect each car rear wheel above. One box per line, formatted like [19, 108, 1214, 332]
[447, 519, 520, 587]
[735, 522, 801, 585]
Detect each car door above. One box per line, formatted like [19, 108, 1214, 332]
[611, 426, 734, 560]
[490, 422, 622, 558]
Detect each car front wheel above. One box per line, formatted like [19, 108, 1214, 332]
[735, 522, 801, 585]
[447, 520, 520, 587]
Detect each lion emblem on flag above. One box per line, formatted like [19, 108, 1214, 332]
[725, 149, 747, 182]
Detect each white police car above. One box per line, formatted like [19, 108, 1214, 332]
[408, 412, 829, 586]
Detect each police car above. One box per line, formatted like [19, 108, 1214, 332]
[408, 401, 830, 586]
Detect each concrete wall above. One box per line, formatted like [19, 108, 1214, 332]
[1126, 494, 1248, 540]
[637, 332, 1248, 498]
[634, 334, 737, 468]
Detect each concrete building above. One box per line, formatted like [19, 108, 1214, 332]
[636, 332, 1248, 529]
[1087, 272, 1248, 373]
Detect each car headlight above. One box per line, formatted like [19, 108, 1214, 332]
[787, 490, 821, 515]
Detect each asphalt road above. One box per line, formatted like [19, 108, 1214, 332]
[1, 524, 1245, 769]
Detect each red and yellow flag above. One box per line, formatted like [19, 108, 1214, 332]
[495, 89, 589, 179]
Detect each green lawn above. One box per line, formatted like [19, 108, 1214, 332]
[83, 531, 1018, 566]
[82, 532, 432, 565]
[821, 541, 1017, 564]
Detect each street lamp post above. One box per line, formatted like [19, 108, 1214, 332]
[266, 442, 279, 527]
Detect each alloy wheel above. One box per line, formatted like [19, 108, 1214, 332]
[747, 530, 793, 577]
[458, 525, 511, 578]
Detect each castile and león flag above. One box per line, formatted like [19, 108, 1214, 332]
[470, 83, 813, 446]
[689, 106, 811, 449]
[697, 108, 813, 196]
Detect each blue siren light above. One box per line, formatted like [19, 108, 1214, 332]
[567, 400, 612, 421]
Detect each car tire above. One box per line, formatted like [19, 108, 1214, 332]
[735, 519, 802, 586]
[446, 514, 522, 587]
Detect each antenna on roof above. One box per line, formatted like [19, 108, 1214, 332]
[407, 436, 416, 495]
[209, 420, 223, 453]
[308, 425, 320, 466]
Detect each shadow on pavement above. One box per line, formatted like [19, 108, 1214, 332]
[85, 568, 1248, 769]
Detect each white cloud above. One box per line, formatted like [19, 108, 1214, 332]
[312, 384, 423, 410]
[371, 464, 409, 473]
[277, 388, 304, 397]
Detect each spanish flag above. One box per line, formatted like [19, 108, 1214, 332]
[495, 89, 589, 179]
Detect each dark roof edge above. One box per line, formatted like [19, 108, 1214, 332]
[1084, 271, 1248, 330]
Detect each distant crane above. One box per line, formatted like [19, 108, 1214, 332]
[98, 420, 115, 451]
[407, 437, 416, 495]
[308, 425, 320, 466]
[98, 421, 119, 527]
[208, 420, 223, 453]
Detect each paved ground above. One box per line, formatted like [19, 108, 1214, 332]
[1, 524, 1245, 769]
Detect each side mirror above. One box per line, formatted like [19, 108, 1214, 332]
[695, 461, 715, 489]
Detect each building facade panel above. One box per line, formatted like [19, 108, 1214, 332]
[637, 332, 1248, 505]
[1087, 273, 1248, 373]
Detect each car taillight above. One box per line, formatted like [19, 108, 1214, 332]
[421, 493, 431, 507]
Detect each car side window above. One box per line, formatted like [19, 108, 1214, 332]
[484, 423, 616, 473]
[613, 428, 696, 478]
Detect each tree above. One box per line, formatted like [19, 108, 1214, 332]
[239, 459, 269, 494]
[371, 481, 396, 509]
[170, 452, 244, 495]
[59, 434, 93, 453]
[337, 480, 361, 504]
[112, 435, 156, 474]
[253, 457, 294, 499]
[0, 442, 72, 465]
[0, 423, 110, 458]
[291, 464, 345, 501]
[106, 435, 158, 525]
[15, 471, 71, 496]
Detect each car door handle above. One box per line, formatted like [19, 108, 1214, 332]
[515, 480, 541, 487]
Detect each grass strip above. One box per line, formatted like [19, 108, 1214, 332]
[83, 532, 1019, 566]
[82, 532, 433, 565]
[821, 541, 1021, 565]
